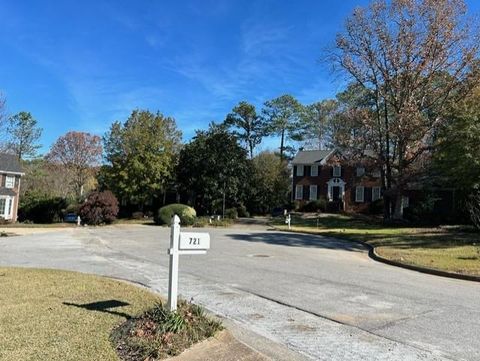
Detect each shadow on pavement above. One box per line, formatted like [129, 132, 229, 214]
[63, 299, 132, 319]
[225, 231, 367, 252]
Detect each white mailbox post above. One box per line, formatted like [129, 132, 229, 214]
[285, 213, 291, 230]
[167, 215, 210, 311]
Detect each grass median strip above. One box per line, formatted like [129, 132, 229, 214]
[273, 214, 480, 277]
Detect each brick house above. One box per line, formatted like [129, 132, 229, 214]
[0, 154, 24, 222]
[291, 149, 384, 213]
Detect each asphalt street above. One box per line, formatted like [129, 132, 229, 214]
[0, 224, 479, 360]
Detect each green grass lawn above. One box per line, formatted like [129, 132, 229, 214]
[0, 268, 161, 361]
[273, 214, 480, 276]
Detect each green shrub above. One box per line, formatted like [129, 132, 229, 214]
[192, 217, 209, 227]
[404, 193, 438, 224]
[301, 198, 327, 212]
[65, 203, 80, 214]
[155, 204, 196, 226]
[110, 300, 222, 360]
[192, 217, 233, 227]
[224, 207, 238, 219]
[18, 193, 67, 223]
[369, 199, 384, 215]
[79, 191, 119, 225]
[237, 204, 250, 218]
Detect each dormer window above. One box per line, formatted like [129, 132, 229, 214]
[311, 165, 318, 177]
[296, 165, 304, 177]
[356, 167, 365, 177]
[5, 176, 15, 189]
[333, 165, 341, 177]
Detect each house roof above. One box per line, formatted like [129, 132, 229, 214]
[0, 153, 23, 174]
[291, 150, 334, 164]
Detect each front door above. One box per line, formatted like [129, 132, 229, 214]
[332, 186, 340, 201]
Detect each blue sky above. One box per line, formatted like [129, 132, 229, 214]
[0, 0, 479, 154]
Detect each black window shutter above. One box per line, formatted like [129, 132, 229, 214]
[365, 187, 372, 202]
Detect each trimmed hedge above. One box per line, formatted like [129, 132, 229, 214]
[18, 195, 67, 223]
[155, 204, 196, 226]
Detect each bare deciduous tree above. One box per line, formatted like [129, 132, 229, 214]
[332, 0, 480, 219]
[47, 131, 102, 199]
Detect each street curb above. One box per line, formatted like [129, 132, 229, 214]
[271, 226, 480, 283]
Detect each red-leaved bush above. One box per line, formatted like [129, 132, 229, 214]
[79, 190, 119, 225]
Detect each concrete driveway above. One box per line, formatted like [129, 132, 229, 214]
[0, 224, 479, 361]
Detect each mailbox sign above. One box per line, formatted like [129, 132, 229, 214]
[179, 232, 210, 250]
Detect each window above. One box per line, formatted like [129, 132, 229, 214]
[5, 176, 14, 188]
[311, 165, 318, 177]
[355, 186, 365, 202]
[296, 165, 304, 177]
[295, 185, 303, 200]
[372, 169, 381, 178]
[333, 165, 341, 177]
[0, 197, 12, 220]
[402, 196, 410, 208]
[309, 185, 317, 200]
[372, 187, 381, 201]
[356, 167, 365, 177]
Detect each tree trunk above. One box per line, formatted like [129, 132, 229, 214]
[280, 129, 285, 161]
[383, 101, 393, 220]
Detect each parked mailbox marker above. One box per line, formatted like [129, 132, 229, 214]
[167, 215, 210, 311]
[285, 214, 291, 230]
